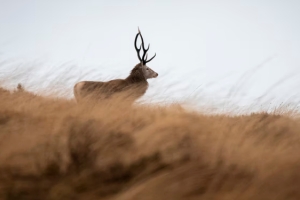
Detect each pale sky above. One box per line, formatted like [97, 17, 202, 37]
[0, 0, 300, 111]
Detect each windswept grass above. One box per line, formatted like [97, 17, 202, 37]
[0, 85, 300, 200]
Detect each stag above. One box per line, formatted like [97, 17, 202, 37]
[73, 28, 158, 103]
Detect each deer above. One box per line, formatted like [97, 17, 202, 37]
[73, 28, 158, 103]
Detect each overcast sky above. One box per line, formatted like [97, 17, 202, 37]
[1, 0, 300, 110]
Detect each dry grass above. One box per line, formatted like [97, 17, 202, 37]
[0, 85, 300, 200]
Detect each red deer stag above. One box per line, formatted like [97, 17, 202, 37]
[73, 28, 158, 103]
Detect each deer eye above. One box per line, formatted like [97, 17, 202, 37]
[146, 68, 149, 70]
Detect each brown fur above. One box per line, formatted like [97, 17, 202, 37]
[74, 63, 149, 103]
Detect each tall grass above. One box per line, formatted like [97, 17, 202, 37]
[0, 84, 300, 200]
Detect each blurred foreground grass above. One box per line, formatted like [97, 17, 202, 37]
[0, 85, 300, 200]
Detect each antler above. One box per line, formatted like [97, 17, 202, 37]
[134, 28, 156, 65]
[134, 30, 143, 63]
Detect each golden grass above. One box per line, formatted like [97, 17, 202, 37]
[1, 85, 300, 200]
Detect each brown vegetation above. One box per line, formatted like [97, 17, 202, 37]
[0, 85, 300, 200]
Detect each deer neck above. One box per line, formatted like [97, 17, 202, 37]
[126, 68, 147, 84]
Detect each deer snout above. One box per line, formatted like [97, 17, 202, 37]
[155, 73, 158, 77]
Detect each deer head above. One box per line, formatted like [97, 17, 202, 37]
[134, 28, 158, 79]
